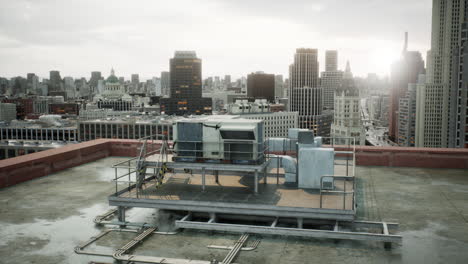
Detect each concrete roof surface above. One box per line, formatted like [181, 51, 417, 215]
[0, 157, 467, 263]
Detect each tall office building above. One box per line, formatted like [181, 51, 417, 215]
[48, 71, 64, 96]
[416, 0, 467, 147]
[389, 33, 425, 142]
[247, 72, 275, 102]
[289, 48, 319, 89]
[161, 71, 170, 97]
[459, 22, 468, 147]
[399, 75, 426, 147]
[331, 63, 365, 145]
[0, 78, 8, 95]
[131, 74, 140, 93]
[275, 75, 285, 99]
[160, 51, 212, 115]
[224, 75, 231, 89]
[325, 50, 338, 72]
[26, 73, 39, 95]
[63, 77, 76, 99]
[289, 48, 329, 134]
[321, 52, 343, 110]
[152, 77, 162, 96]
[89, 71, 102, 93]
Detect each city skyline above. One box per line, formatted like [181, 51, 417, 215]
[0, 0, 432, 80]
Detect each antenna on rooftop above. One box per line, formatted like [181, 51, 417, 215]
[403, 32, 408, 54]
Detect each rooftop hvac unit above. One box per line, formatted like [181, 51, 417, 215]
[173, 118, 264, 164]
[220, 125, 258, 163]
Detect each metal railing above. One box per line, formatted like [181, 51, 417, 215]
[318, 137, 356, 211]
[319, 175, 355, 211]
[320, 136, 356, 177]
[111, 134, 168, 199]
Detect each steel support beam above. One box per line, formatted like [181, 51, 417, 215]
[175, 221, 402, 243]
[254, 170, 258, 194]
[202, 167, 206, 192]
[109, 197, 356, 221]
[117, 206, 126, 224]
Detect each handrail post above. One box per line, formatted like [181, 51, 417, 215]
[114, 167, 118, 194]
[343, 177, 347, 210]
[276, 156, 280, 185]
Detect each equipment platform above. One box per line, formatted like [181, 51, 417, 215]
[109, 170, 355, 221]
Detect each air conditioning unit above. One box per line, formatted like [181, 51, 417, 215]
[219, 124, 258, 163]
[173, 118, 264, 164]
[321, 176, 335, 190]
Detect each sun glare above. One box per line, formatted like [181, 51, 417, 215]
[370, 45, 402, 76]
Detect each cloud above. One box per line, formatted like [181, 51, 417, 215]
[0, 0, 432, 79]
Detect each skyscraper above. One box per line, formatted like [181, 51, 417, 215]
[289, 48, 329, 134]
[48, 70, 64, 96]
[331, 62, 365, 145]
[416, 0, 467, 148]
[161, 71, 170, 97]
[325, 50, 338, 72]
[160, 51, 212, 115]
[26, 73, 39, 95]
[131, 74, 140, 93]
[275, 75, 284, 98]
[89, 71, 102, 92]
[247, 72, 275, 102]
[321, 51, 343, 110]
[224, 75, 231, 89]
[170, 51, 201, 98]
[389, 33, 425, 142]
[399, 74, 425, 147]
[63, 77, 76, 99]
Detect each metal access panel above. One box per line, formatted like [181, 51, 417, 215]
[175, 122, 203, 161]
[298, 147, 334, 189]
[298, 131, 314, 144]
[203, 123, 223, 159]
[220, 125, 259, 164]
[321, 176, 335, 190]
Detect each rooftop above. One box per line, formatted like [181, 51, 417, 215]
[1, 155, 467, 263]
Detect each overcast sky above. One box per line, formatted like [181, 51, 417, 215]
[0, 0, 432, 81]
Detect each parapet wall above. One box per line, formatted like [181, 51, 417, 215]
[351, 146, 468, 169]
[0, 140, 467, 189]
[0, 139, 162, 189]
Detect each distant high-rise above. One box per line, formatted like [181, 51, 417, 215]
[131, 74, 140, 93]
[170, 51, 201, 98]
[247, 72, 275, 102]
[321, 71, 344, 110]
[275, 75, 284, 98]
[416, 0, 467, 148]
[389, 33, 425, 142]
[325, 50, 338, 72]
[399, 75, 425, 147]
[289, 48, 328, 134]
[48, 70, 63, 96]
[331, 62, 365, 145]
[89, 71, 102, 90]
[289, 48, 319, 89]
[161, 71, 170, 97]
[63, 77, 76, 99]
[224, 75, 231, 89]
[26, 73, 39, 95]
[160, 51, 212, 115]
[321, 51, 343, 110]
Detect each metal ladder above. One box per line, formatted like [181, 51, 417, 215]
[136, 135, 170, 190]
